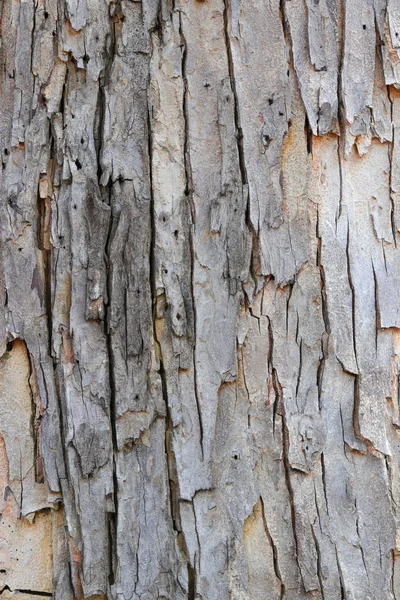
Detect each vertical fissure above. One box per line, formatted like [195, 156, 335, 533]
[387, 88, 397, 247]
[311, 524, 326, 600]
[102, 6, 119, 585]
[260, 496, 285, 598]
[345, 219, 358, 372]
[281, 412, 304, 589]
[105, 178, 118, 589]
[316, 207, 329, 412]
[222, 0, 248, 187]
[179, 11, 204, 459]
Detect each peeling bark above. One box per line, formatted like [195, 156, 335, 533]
[1, 0, 400, 599]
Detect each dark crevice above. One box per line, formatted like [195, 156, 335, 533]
[179, 12, 204, 459]
[179, 13, 193, 203]
[311, 524, 325, 600]
[100, 4, 119, 588]
[316, 208, 331, 336]
[281, 410, 303, 589]
[345, 219, 359, 372]
[316, 339, 326, 412]
[1, 590, 53, 598]
[272, 367, 283, 438]
[285, 282, 293, 336]
[320, 452, 329, 514]
[391, 549, 397, 599]
[36, 127, 54, 355]
[335, 546, 346, 600]
[158, 355, 178, 529]
[355, 498, 369, 579]
[371, 260, 380, 354]
[385, 456, 398, 515]
[104, 160, 118, 591]
[388, 92, 398, 247]
[352, 376, 364, 449]
[267, 316, 283, 436]
[336, 136, 344, 225]
[316, 207, 329, 412]
[339, 404, 350, 461]
[279, 0, 290, 45]
[335, 0, 345, 139]
[222, 0, 258, 291]
[222, 0, 248, 186]
[188, 561, 196, 600]
[305, 114, 313, 154]
[260, 496, 285, 598]
[295, 335, 303, 403]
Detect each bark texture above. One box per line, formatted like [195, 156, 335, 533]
[1, 0, 400, 598]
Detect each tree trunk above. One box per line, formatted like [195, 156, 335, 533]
[1, 0, 400, 598]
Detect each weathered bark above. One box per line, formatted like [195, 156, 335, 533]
[1, 0, 400, 598]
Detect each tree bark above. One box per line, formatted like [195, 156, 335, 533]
[1, 0, 400, 598]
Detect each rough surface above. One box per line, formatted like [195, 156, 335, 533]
[1, 0, 400, 599]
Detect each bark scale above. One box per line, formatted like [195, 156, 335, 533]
[0, 0, 400, 599]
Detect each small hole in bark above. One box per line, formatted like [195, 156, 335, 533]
[6, 341, 13, 352]
[268, 98, 273, 105]
[0, 569, 6, 573]
[4, 148, 8, 155]
[279, 111, 284, 116]
[174, 230, 179, 238]
[135, 394, 139, 400]
[18, 247, 23, 252]
[233, 454, 239, 460]
[162, 216, 166, 222]
[363, 24, 366, 30]
[263, 134, 271, 148]
[75, 159, 82, 170]
[164, 269, 168, 274]
[44, 11, 49, 18]
[164, 304, 168, 311]
[81, 137, 84, 145]
[176, 313, 181, 320]
[73, 204, 77, 209]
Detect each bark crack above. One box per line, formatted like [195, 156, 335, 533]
[179, 11, 204, 459]
[260, 496, 285, 598]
